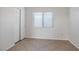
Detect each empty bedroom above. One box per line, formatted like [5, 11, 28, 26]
[0, 7, 79, 51]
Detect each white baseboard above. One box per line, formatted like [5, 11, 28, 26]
[25, 36, 68, 40]
[69, 40, 79, 49]
[6, 43, 15, 51]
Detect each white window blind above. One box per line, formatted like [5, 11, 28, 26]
[33, 12, 42, 27]
[33, 12, 53, 28]
[44, 12, 53, 28]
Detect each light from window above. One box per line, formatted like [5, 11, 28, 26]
[33, 12, 42, 27]
[44, 12, 53, 28]
[33, 12, 53, 28]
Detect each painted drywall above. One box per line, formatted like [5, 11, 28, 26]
[69, 7, 79, 49]
[0, 7, 25, 50]
[25, 7, 69, 40]
[0, 7, 20, 50]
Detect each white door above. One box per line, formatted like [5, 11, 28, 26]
[20, 8, 25, 40]
[14, 8, 20, 42]
[14, 7, 25, 42]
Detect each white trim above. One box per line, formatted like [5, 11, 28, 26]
[69, 39, 79, 49]
[25, 36, 68, 40]
[6, 43, 15, 51]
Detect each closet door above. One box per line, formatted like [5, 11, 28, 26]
[14, 7, 25, 41]
[20, 8, 25, 40]
[14, 8, 20, 42]
[14, 7, 25, 42]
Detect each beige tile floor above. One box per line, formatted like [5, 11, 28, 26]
[8, 38, 79, 51]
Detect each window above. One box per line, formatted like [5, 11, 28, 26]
[33, 12, 53, 28]
[44, 12, 53, 27]
[33, 12, 42, 27]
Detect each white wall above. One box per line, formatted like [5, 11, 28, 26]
[0, 7, 22, 50]
[69, 7, 79, 49]
[0, 7, 25, 50]
[0, 8, 16, 50]
[25, 7, 69, 40]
